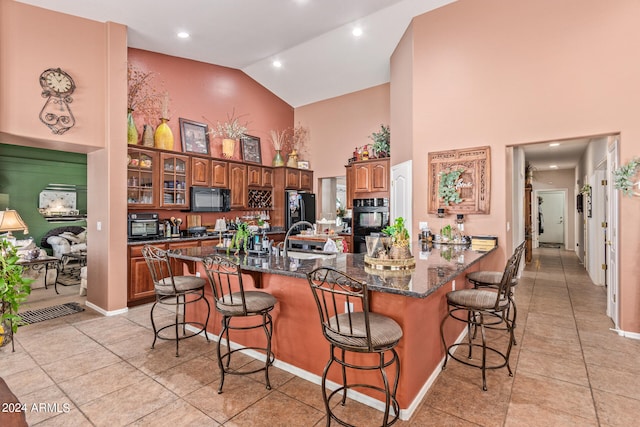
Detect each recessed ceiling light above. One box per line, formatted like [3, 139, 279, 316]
[177, 32, 190, 39]
[549, 165, 558, 169]
[352, 27, 363, 37]
[549, 143, 560, 147]
[272, 60, 282, 68]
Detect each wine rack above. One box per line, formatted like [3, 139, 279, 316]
[248, 189, 273, 209]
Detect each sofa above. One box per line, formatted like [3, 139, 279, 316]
[40, 226, 87, 259]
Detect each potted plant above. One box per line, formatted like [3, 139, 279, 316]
[0, 240, 32, 349]
[369, 124, 390, 158]
[613, 157, 640, 196]
[227, 222, 251, 256]
[208, 110, 249, 158]
[382, 217, 412, 259]
[438, 167, 465, 205]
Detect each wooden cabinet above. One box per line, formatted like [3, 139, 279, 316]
[353, 159, 389, 194]
[345, 165, 354, 209]
[160, 153, 189, 209]
[128, 243, 165, 305]
[248, 165, 274, 188]
[211, 160, 229, 188]
[229, 163, 248, 209]
[127, 148, 157, 208]
[300, 170, 313, 190]
[191, 157, 210, 186]
[280, 167, 314, 190]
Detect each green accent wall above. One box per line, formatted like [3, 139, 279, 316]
[0, 143, 87, 250]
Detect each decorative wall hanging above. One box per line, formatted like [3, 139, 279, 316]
[39, 68, 76, 134]
[240, 135, 262, 164]
[179, 118, 210, 155]
[428, 146, 491, 214]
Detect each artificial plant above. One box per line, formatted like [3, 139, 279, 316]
[0, 240, 32, 337]
[382, 217, 410, 248]
[227, 222, 251, 255]
[438, 168, 465, 205]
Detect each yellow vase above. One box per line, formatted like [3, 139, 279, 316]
[154, 118, 174, 150]
[222, 138, 236, 158]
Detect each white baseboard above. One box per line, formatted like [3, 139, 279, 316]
[610, 328, 640, 340]
[85, 300, 128, 316]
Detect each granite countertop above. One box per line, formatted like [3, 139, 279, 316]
[167, 242, 496, 299]
[128, 228, 286, 246]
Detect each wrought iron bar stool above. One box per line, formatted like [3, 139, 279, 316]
[307, 266, 403, 427]
[202, 255, 277, 394]
[142, 245, 210, 357]
[440, 256, 519, 391]
[466, 240, 526, 343]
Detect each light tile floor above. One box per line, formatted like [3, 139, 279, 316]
[2, 248, 640, 426]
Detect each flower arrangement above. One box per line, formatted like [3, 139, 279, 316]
[208, 109, 249, 140]
[269, 129, 290, 152]
[369, 124, 390, 158]
[438, 168, 465, 205]
[127, 64, 162, 122]
[291, 123, 310, 159]
[382, 217, 410, 248]
[613, 157, 640, 196]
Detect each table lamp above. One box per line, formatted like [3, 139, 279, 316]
[0, 208, 29, 245]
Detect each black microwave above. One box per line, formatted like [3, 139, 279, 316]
[190, 186, 231, 212]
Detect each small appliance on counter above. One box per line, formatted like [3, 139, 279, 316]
[128, 212, 161, 240]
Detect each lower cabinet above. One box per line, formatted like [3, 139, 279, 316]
[128, 243, 166, 305]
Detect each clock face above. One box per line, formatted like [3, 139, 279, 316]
[40, 68, 75, 95]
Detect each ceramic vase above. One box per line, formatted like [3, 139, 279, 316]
[154, 118, 174, 150]
[272, 150, 284, 167]
[222, 138, 236, 158]
[127, 110, 138, 145]
[142, 124, 154, 147]
[287, 149, 298, 168]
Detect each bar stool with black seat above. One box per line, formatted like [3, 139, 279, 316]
[307, 266, 403, 427]
[202, 255, 277, 394]
[466, 240, 526, 343]
[440, 257, 519, 391]
[142, 245, 210, 357]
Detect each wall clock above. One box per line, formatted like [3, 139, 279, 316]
[39, 67, 76, 135]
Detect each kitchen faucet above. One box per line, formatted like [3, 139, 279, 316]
[283, 221, 314, 259]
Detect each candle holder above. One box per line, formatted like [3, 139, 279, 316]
[437, 208, 445, 218]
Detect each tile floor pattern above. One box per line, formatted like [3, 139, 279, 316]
[2, 248, 640, 426]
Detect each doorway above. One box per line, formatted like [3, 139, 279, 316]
[536, 190, 566, 249]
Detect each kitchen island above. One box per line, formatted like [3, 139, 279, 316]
[169, 242, 496, 419]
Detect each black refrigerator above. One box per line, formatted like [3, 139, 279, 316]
[285, 190, 316, 230]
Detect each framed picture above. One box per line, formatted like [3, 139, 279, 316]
[297, 160, 310, 169]
[241, 134, 262, 164]
[179, 118, 210, 155]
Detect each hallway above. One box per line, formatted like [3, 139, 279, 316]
[1, 248, 639, 426]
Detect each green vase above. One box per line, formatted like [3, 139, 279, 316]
[127, 110, 138, 145]
[272, 150, 284, 167]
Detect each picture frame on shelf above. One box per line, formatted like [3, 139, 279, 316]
[240, 134, 262, 164]
[179, 118, 210, 155]
[297, 160, 310, 169]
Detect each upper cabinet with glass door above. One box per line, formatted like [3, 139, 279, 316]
[127, 148, 157, 207]
[160, 153, 189, 209]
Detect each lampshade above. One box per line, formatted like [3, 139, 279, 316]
[0, 208, 29, 236]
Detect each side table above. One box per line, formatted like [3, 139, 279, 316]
[16, 255, 59, 292]
[58, 251, 87, 294]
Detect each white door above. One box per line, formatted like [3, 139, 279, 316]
[606, 138, 619, 329]
[391, 160, 412, 240]
[537, 190, 565, 245]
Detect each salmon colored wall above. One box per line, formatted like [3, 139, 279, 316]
[294, 84, 390, 187]
[0, 0, 106, 152]
[390, 23, 414, 166]
[407, 0, 640, 332]
[1, 1, 129, 313]
[128, 49, 293, 164]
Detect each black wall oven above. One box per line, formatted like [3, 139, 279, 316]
[352, 198, 390, 253]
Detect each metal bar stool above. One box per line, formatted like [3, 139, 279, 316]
[466, 241, 526, 343]
[142, 245, 210, 357]
[440, 257, 519, 391]
[307, 266, 403, 427]
[202, 255, 277, 394]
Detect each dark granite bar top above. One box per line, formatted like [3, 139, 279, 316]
[167, 242, 496, 299]
[127, 228, 286, 246]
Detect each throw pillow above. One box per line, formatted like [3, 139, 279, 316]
[60, 232, 81, 244]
